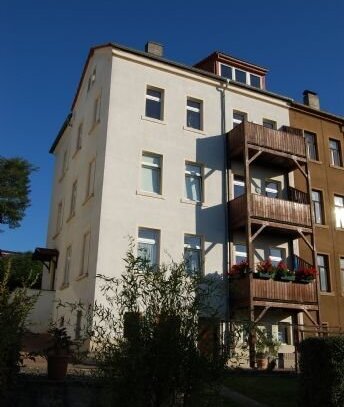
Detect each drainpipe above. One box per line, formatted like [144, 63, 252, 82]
[218, 79, 230, 350]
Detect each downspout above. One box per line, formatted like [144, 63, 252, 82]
[218, 79, 230, 349]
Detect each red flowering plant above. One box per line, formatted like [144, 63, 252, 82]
[229, 260, 250, 277]
[256, 259, 276, 278]
[275, 261, 295, 280]
[295, 266, 317, 282]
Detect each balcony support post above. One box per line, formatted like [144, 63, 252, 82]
[292, 157, 308, 179]
[254, 306, 270, 323]
[250, 224, 266, 242]
[297, 230, 315, 251]
[248, 150, 262, 165]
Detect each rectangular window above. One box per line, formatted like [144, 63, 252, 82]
[250, 74, 261, 88]
[86, 159, 96, 199]
[269, 247, 284, 267]
[329, 139, 342, 166]
[87, 68, 96, 92]
[63, 245, 72, 286]
[278, 323, 290, 345]
[340, 257, 344, 293]
[235, 69, 246, 84]
[80, 231, 91, 276]
[56, 201, 63, 234]
[317, 254, 330, 292]
[312, 190, 324, 224]
[334, 195, 344, 228]
[75, 310, 82, 340]
[265, 180, 280, 198]
[61, 150, 68, 178]
[76, 123, 83, 152]
[186, 98, 202, 130]
[184, 235, 202, 273]
[138, 228, 159, 266]
[234, 243, 247, 264]
[263, 119, 276, 129]
[233, 175, 245, 198]
[304, 131, 318, 161]
[220, 64, 232, 80]
[185, 163, 202, 202]
[145, 87, 163, 120]
[70, 180, 78, 217]
[93, 96, 101, 125]
[141, 152, 162, 194]
[233, 111, 246, 127]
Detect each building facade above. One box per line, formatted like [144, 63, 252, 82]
[39, 41, 344, 366]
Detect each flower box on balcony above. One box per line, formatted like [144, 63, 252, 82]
[229, 260, 250, 278]
[274, 261, 295, 282]
[280, 275, 295, 282]
[255, 260, 275, 279]
[256, 272, 272, 280]
[295, 266, 317, 283]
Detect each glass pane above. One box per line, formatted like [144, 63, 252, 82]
[266, 181, 279, 198]
[185, 164, 201, 176]
[142, 154, 160, 167]
[141, 167, 160, 193]
[146, 99, 161, 120]
[147, 89, 161, 100]
[317, 255, 325, 267]
[314, 202, 322, 224]
[235, 69, 246, 84]
[233, 112, 246, 126]
[334, 196, 344, 207]
[319, 267, 328, 292]
[138, 228, 158, 266]
[312, 190, 320, 202]
[187, 110, 201, 129]
[187, 100, 200, 111]
[184, 248, 200, 273]
[184, 235, 201, 248]
[185, 175, 201, 201]
[221, 64, 232, 79]
[250, 74, 261, 88]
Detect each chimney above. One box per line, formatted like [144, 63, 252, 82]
[303, 90, 320, 110]
[145, 41, 164, 57]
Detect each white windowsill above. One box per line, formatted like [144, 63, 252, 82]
[180, 198, 207, 207]
[330, 164, 344, 171]
[136, 190, 165, 200]
[141, 115, 167, 125]
[75, 273, 88, 282]
[89, 120, 100, 135]
[183, 126, 205, 135]
[320, 291, 335, 296]
[82, 193, 94, 206]
[60, 283, 69, 290]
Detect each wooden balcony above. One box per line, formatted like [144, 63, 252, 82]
[228, 122, 307, 164]
[229, 194, 312, 231]
[229, 275, 318, 309]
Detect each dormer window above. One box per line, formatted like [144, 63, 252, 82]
[220, 63, 262, 89]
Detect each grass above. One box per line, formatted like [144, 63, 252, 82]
[222, 373, 299, 407]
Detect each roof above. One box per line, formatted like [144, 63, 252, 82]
[49, 42, 344, 154]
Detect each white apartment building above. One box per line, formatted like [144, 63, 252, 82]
[39, 42, 310, 364]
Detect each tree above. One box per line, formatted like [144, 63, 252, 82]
[0, 157, 36, 229]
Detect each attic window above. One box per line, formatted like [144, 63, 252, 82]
[220, 63, 261, 89]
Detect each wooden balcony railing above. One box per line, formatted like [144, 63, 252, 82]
[229, 121, 306, 158]
[250, 194, 311, 227]
[287, 186, 310, 204]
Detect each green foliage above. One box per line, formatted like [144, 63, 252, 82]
[73, 243, 228, 406]
[0, 156, 36, 229]
[299, 336, 344, 407]
[0, 252, 42, 290]
[0, 264, 38, 400]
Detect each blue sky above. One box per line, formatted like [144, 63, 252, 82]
[1, 0, 343, 251]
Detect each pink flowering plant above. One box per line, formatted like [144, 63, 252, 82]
[275, 261, 295, 279]
[295, 266, 317, 281]
[229, 260, 250, 277]
[256, 259, 275, 276]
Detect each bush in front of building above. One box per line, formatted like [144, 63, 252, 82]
[299, 336, 344, 407]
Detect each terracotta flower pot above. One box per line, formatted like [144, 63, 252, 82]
[47, 354, 70, 380]
[256, 354, 268, 370]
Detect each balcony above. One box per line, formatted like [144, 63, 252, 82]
[229, 276, 318, 309]
[229, 193, 312, 231]
[228, 122, 307, 165]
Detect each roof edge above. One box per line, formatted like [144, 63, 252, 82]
[49, 113, 72, 154]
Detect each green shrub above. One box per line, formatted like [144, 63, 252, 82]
[299, 336, 344, 406]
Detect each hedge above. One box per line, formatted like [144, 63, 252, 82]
[299, 336, 344, 406]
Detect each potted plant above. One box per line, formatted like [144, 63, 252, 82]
[295, 266, 317, 283]
[255, 259, 275, 279]
[274, 261, 295, 282]
[255, 327, 281, 370]
[44, 325, 74, 380]
[229, 260, 250, 278]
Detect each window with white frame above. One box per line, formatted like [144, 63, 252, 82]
[69, 180, 77, 217]
[263, 119, 276, 129]
[250, 74, 261, 88]
[141, 152, 162, 194]
[56, 201, 63, 234]
[329, 139, 342, 167]
[186, 98, 202, 130]
[312, 190, 324, 225]
[80, 231, 90, 276]
[269, 247, 284, 267]
[63, 245, 72, 286]
[145, 87, 163, 120]
[184, 235, 202, 273]
[234, 243, 247, 263]
[220, 64, 262, 88]
[334, 195, 344, 228]
[304, 131, 318, 161]
[233, 175, 245, 198]
[93, 96, 101, 125]
[317, 254, 330, 292]
[76, 123, 83, 152]
[232, 111, 247, 127]
[86, 159, 96, 199]
[185, 163, 202, 202]
[138, 228, 159, 266]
